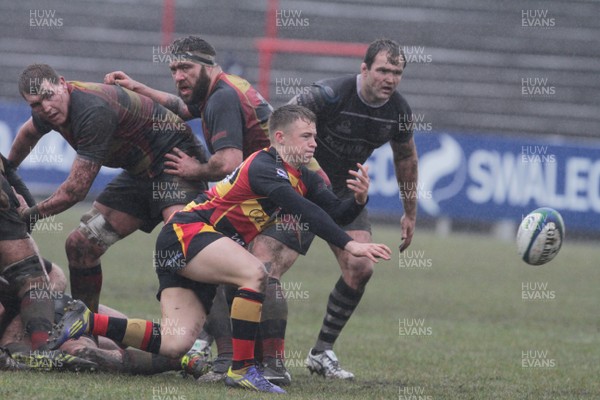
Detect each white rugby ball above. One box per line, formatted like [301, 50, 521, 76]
[516, 207, 565, 265]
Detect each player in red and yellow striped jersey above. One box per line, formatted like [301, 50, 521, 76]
[48, 105, 391, 394]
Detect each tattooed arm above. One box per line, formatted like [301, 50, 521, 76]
[19, 156, 101, 223]
[104, 70, 193, 120]
[391, 137, 418, 252]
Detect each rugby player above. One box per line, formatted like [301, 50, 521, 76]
[104, 36, 296, 384]
[1, 262, 186, 375]
[8, 64, 208, 318]
[47, 105, 391, 394]
[282, 38, 418, 378]
[0, 152, 96, 370]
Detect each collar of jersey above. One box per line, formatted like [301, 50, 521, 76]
[267, 146, 302, 179]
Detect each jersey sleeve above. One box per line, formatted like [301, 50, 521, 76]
[71, 105, 118, 164]
[303, 170, 366, 226]
[203, 88, 244, 153]
[247, 152, 294, 197]
[248, 154, 353, 249]
[294, 80, 340, 117]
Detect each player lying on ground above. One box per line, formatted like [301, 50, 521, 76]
[1, 259, 96, 371]
[1, 261, 207, 375]
[48, 104, 391, 394]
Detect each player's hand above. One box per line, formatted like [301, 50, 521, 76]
[344, 240, 391, 263]
[347, 163, 369, 205]
[399, 214, 416, 252]
[164, 147, 202, 179]
[104, 71, 138, 91]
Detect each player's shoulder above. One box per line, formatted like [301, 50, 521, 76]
[249, 148, 293, 178]
[314, 75, 355, 96]
[218, 73, 253, 92]
[206, 79, 242, 109]
[243, 147, 271, 171]
[67, 81, 113, 109]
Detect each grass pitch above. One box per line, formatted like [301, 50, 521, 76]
[1, 205, 598, 399]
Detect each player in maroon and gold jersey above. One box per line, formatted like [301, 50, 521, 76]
[48, 105, 391, 394]
[9, 64, 208, 313]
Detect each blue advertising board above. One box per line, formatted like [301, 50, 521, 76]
[1, 102, 599, 232]
[366, 131, 600, 232]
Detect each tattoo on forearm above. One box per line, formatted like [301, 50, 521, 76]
[38, 158, 101, 216]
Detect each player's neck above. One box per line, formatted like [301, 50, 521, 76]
[274, 146, 301, 170]
[357, 74, 388, 108]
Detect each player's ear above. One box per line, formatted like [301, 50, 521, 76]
[360, 62, 368, 75]
[274, 130, 285, 144]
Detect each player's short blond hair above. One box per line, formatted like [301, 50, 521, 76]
[268, 104, 316, 141]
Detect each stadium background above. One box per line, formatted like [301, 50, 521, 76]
[0, 0, 598, 235]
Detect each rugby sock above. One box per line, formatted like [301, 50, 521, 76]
[69, 264, 102, 313]
[205, 285, 233, 364]
[20, 289, 53, 350]
[260, 277, 288, 362]
[91, 314, 162, 354]
[313, 277, 364, 353]
[230, 288, 264, 372]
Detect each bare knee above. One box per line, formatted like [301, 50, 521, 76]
[244, 262, 268, 293]
[250, 235, 299, 280]
[340, 256, 374, 289]
[160, 334, 195, 359]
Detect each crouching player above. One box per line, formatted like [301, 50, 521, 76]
[47, 105, 391, 393]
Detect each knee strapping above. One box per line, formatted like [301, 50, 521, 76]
[77, 208, 121, 251]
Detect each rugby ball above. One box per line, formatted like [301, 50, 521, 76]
[516, 207, 564, 265]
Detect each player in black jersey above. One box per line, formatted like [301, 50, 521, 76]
[48, 105, 391, 394]
[259, 38, 419, 379]
[9, 64, 208, 314]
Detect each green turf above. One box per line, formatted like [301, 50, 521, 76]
[1, 205, 598, 399]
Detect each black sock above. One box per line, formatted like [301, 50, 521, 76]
[313, 277, 364, 352]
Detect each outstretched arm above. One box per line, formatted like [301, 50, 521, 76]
[269, 185, 391, 262]
[307, 163, 370, 226]
[104, 71, 193, 120]
[18, 156, 101, 224]
[164, 147, 242, 182]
